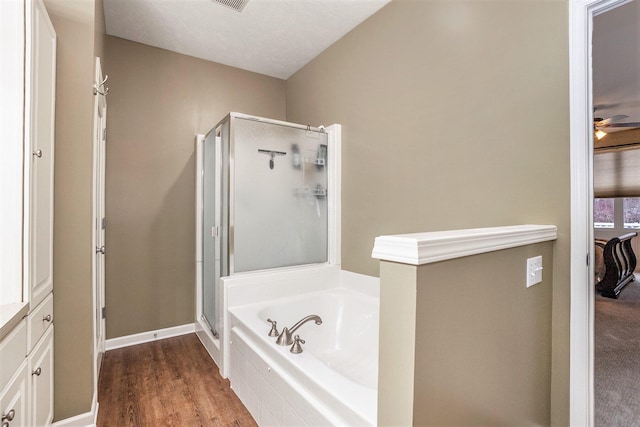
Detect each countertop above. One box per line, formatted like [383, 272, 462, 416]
[0, 302, 29, 342]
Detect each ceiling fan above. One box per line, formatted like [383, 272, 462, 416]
[594, 115, 640, 139]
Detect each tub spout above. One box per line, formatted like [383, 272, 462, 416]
[276, 315, 322, 346]
[290, 315, 322, 333]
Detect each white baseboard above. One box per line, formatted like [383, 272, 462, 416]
[105, 323, 196, 351]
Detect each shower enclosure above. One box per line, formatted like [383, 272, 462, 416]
[195, 113, 337, 360]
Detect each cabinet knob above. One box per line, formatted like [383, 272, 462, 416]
[1, 409, 15, 422]
[33, 149, 43, 158]
[32, 367, 42, 376]
[96, 246, 105, 254]
[43, 314, 52, 322]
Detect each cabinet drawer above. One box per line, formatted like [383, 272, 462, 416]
[0, 320, 27, 389]
[27, 293, 53, 353]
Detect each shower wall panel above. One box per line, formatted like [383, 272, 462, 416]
[232, 118, 328, 272]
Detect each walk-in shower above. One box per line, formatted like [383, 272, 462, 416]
[195, 113, 339, 365]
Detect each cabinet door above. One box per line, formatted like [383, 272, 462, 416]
[29, 327, 53, 427]
[28, 0, 56, 308]
[0, 362, 28, 427]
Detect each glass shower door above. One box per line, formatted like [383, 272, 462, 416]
[202, 130, 220, 336]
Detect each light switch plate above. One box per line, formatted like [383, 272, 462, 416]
[527, 255, 543, 287]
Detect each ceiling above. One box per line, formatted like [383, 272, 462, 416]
[103, 0, 390, 80]
[593, 0, 640, 132]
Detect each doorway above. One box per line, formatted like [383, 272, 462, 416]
[569, 0, 636, 425]
[591, 1, 640, 424]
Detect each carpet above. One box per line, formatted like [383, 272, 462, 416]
[595, 278, 640, 426]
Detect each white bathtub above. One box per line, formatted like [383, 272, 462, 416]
[228, 283, 379, 426]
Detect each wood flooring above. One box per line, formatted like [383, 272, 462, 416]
[96, 333, 257, 427]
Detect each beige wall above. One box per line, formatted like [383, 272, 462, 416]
[286, 1, 570, 424]
[378, 242, 553, 425]
[104, 36, 286, 339]
[94, 0, 105, 63]
[378, 242, 554, 426]
[45, 0, 105, 420]
[414, 243, 553, 425]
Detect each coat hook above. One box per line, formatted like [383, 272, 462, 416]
[93, 75, 109, 96]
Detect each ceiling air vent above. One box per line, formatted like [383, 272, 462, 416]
[210, 0, 250, 12]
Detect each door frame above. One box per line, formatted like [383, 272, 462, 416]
[569, 0, 633, 424]
[91, 56, 107, 398]
[194, 133, 223, 368]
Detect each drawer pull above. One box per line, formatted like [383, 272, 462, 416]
[43, 314, 52, 322]
[32, 367, 42, 376]
[1, 409, 15, 422]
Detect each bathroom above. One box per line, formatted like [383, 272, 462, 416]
[44, 0, 571, 425]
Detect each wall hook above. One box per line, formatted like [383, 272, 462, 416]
[93, 75, 109, 96]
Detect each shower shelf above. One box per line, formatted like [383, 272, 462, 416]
[303, 157, 325, 166]
[294, 187, 327, 198]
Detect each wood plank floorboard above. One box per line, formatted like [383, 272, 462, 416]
[97, 333, 257, 427]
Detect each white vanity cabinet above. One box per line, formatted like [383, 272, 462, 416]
[0, 0, 56, 425]
[26, 294, 54, 427]
[0, 321, 28, 427]
[24, 0, 57, 423]
[0, 301, 54, 427]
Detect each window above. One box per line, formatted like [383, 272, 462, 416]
[624, 198, 640, 229]
[594, 198, 614, 228]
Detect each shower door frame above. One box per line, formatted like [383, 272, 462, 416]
[201, 129, 223, 338]
[195, 132, 223, 366]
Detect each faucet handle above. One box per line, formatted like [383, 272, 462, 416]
[290, 335, 305, 354]
[267, 319, 279, 337]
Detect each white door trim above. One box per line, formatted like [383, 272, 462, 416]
[569, 0, 633, 425]
[91, 56, 107, 398]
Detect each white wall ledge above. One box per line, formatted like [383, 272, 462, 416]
[372, 224, 558, 265]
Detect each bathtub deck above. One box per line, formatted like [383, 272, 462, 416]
[96, 333, 256, 427]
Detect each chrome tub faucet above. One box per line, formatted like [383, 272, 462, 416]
[275, 315, 322, 346]
[290, 335, 305, 354]
[267, 319, 279, 337]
